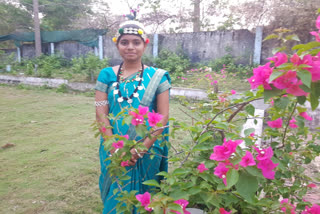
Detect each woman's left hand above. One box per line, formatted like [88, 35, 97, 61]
[128, 148, 143, 166]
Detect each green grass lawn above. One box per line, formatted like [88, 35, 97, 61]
[0, 85, 195, 214]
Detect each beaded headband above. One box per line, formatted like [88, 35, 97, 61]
[112, 20, 149, 44]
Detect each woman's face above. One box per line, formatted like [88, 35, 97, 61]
[117, 35, 147, 62]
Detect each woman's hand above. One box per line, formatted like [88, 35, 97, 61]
[127, 148, 143, 166]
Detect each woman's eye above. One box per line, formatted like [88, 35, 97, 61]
[134, 41, 141, 45]
[120, 41, 128, 45]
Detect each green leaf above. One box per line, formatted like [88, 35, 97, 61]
[299, 84, 312, 93]
[135, 125, 147, 137]
[245, 104, 255, 116]
[198, 132, 213, 143]
[269, 70, 285, 82]
[244, 128, 255, 137]
[274, 97, 290, 109]
[157, 171, 169, 178]
[297, 96, 307, 105]
[276, 63, 293, 70]
[215, 122, 228, 130]
[172, 168, 191, 176]
[310, 93, 319, 111]
[245, 166, 264, 178]
[272, 47, 286, 55]
[193, 143, 212, 151]
[235, 171, 259, 202]
[187, 186, 202, 195]
[142, 179, 160, 188]
[123, 115, 132, 125]
[168, 203, 184, 213]
[169, 189, 189, 200]
[226, 169, 239, 189]
[263, 34, 278, 41]
[264, 88, 283, 102]
[297, 70, 312, 88]
[285, 34, 300, 42]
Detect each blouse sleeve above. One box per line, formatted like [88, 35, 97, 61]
[95, 67, 112, 93]
[156, 70, 172, 95]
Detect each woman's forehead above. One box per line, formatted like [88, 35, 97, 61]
[119, 35, 143, 41]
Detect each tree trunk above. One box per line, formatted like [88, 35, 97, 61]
[33, 0, 42, 57]
[193, 0, 201, 32]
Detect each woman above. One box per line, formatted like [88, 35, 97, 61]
[95, 20, 171, 214]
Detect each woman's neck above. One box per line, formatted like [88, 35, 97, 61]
[122, 61, 143, 75]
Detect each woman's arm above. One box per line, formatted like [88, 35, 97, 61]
[95, 90, 113, 138]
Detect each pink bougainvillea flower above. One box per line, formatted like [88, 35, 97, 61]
[112, 140, 124, 149]
[250, 132, 255, 137]
[267, 118, 283, 128]
[214, 162, 229, 186]
[123, 134, 129, 140]
[307, 183, 317, 188]
[138, 106, 149, 116]
[316, 15, 320, 30]
[197, 163, 209, 173]
[289, 117, 298, 128]
[247, 62, 273, 90]
[310, 31, 320, 42]
[267, 52, 288, 67]
[280, 198, 296, 214]
[147, 111, 163, 127]
[254, 147, 274, 161]
[210, 139, 242, 161]
[214, 80, 218, 84]
[136, 192, 152, 212]
[121, 160, 130, 167]
[257, 158, 279, 179]
[101, 127, 107, 133]
[300, 112, 313, 121]
[302, 204, 320, 214]
[219, 96, 226, 102]
[286, 82, 309, 96]
[230, 90, 236, 94]
[270, 98, 274, 106]
[129, 111, 144, 126]
[219, 208, 232, 214]
[171, 199, 191, 214]
[307, 60, 320, 82]
[290, 53, 301, 65]
[272, 70, 298, 90]
[239, 151, 256, 168]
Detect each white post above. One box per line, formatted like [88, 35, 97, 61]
[153, 34, 158, 58]
[94, 47, 98, 56]
[50, 43, 54, 55]
[98, 35, 103, 60]
[253, 26, 263, 65]
[17, 47, 21, 63]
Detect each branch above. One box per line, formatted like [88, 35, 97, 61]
[227, 102, 248, 123]
[179, 107, 199, 122]
[281, 101, 298, 147]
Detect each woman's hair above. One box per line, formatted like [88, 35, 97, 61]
[112, 20, 149, 44]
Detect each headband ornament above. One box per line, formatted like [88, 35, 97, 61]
[112, 21, 148, 44]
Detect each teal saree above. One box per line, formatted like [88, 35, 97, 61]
[95, 66, 171, 214]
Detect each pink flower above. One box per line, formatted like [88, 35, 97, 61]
[286, 81, 309, 96]
[250, 132, 255, 137]
[219, 208, 232, 214]
[302, 204, 320, 214]
[138, 106, 149, 116]
[254, 147, 274, 161]
[171, 199, 191, 214]
[280, 198, 296, 214]
[136, 192, 152, 212]
[248, 62, 273, 90]
[197, 163, 209, 173]
[267, 118, 283, 128]
[121, 160, 130, 167]
[270, 99, 274, 106]
[147, 111, 163, 127]
[310, 31, 320, 42]
[219, 96, 226, 102]
[300, 112, 313, 121]
[214, 162, 229, 186]
[272, 70, 298, 90]
[123, 134, 129, 140]
[112, 140, 124, 149]
[290, 53, 301, 65]
[230, 90, 236, 95]
[210, 139, 242, 161]
[214, 80, 218, 84]
[289, 117, 298, 128]
[257, 158, 279, 179]
[129, 111, 144, 126]
[307, 183, 317, 188]
[316, 15, 320, 30]
[239, 151, 256, 168]
[101, 127, 107, 133]
[267, 52, 288, 67]
[177, 76, 180, 79]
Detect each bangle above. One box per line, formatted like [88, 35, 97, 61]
[95, 100, 109, 107]
[134, 148, 143, 158]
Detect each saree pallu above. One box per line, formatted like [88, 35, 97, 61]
[95, 66, 171, 214]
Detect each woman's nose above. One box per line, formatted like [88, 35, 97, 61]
[127, 42, 134, 49]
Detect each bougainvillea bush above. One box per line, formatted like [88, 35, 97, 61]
[94, 15, 320, 214]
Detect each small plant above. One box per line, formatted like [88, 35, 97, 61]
[154, 49, 190, 75]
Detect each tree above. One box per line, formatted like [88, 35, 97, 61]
[33, 0, 41, 56]
[20, 0, 93, 31]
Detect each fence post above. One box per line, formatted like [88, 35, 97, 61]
[153, 34, 158, 58]
[99, 35, 103, 60]
[253, 26, 263, 65]
[50, 43, 54, 55]
[94, 47, 98, 56]
[17, 47, 21, 63]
